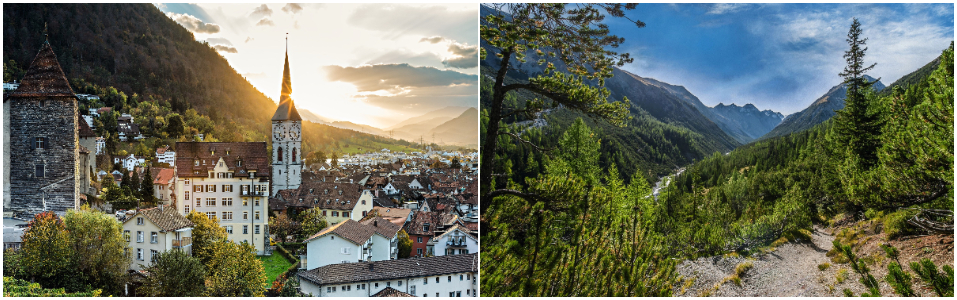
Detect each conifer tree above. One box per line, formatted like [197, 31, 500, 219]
[140, 167, 155, 205]
[833, 18, 881, 169]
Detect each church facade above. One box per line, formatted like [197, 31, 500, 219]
[3, 41, 80, 218]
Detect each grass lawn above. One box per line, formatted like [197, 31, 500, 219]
[257, 253, 294, 288]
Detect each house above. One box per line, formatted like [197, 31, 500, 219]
[404, 211, 457, 258]
[155, 145, 175, 167]
[3, 218, 28, 251]
[151, 168, 175, 206]
[426, 224, 477, 256]
[3, 80, 20, 91]
[95, 137, 105, 155]
[121, 206, 193, 271]
[367, 207, 413, 228]
[271, 182, 374, 225]
[114, 154, 147, 171]
[297, 253, 478, 297]
[359, 216, 402, 260]
[302, 219, 395, 270]
[173, 142, 271, 255]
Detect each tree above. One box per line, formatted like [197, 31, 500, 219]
[166, 114, 185, 138]
[833, 18, 881, 169]
[18, 212, 77, 291]
[137, 250, 206, 297]
[204, 240, 267, 297]
[269, 214, 301, 243]
[120, 169, 131, 190]
[330, 152, 339, 168]
[140, 167, 156, 206]
[185, 211, 228, 266]
[299, 207, 328, 238]
[397, 229, 413, 259]
[63, 206, 130, 296]
[305, 150, 327, 166]
[450, 157, 462, 169]
[128, 170, 140, 198]
[480, 3, 640, 219]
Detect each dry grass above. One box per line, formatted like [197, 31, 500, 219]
[818, 262, 831, 271]
[835, 268, 849, 284]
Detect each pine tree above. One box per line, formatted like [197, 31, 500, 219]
[833, 18, 881, 169]
[140, 167, 155, 205]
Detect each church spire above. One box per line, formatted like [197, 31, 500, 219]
[272, 34, 302, 121]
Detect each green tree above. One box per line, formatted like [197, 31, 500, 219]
[397, 229, 413, 259]
[127, 170, 140, 198]
[185, 211, 228, 266]
[450, 157, 462, 169]
[330, 152, 339, 168]
[480, 3, 639, 217]
[137, 250, 206, 297]
[204, 240, 267, 297]
[63, 206, 130, 295]
[299, 207, 328, 238]
[140, 167, 156, 206]
[3, 248, 23, 279]
[18, 212, 76, 291]
[166, 114, 185, 138]
[833, 18, 881, 169]
[909, 258, 954, 297]
[269, 214, 301, 243]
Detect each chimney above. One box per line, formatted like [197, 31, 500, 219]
[159, 204, 164, 212]
[374, 220, 378, 227]
[369, 264, 374, 271]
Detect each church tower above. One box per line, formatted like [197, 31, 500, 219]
[271, 37, 302, 196]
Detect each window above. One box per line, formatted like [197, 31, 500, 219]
[398, 281, 402, 286]
[424, 223, 430, 232]
[207, 185, 216, 193]
[34, 137, 46, 149]
[255, 199, 261, 206]
[254, 225, 260, 234]
[222, 212, 233, 221]
[124, 230, 130, 242]
[35, 165, 44, 178]
[467, 274, 471, 280]
[362, 284, 366, 289]
[243, 199, 249, 206]
[424, 277, 428, 285]
[322, 210, 327, 216]
[417, 248, 423, 256]
[206, 198, 217, 206]
[343, 212, 349, 218]
[456, 291, 461, 297]
[196, 198, 201, 207]
[386, 282, 391, 287]
[460, 275, 464, 281]
[194, 160, 200, 166]
[435, 277, 439, 283]
[185, 191, 190, 200]
[151, 250, 158, 263]
[292, 148, 297, 162]
[243, 211, 248, 220]
[194, 185, 203, 192]
[185, 179, 190, 185]
[206, 212, 216, 220]
[255, 211, 260, 220]
[137, 217, 144, 225]
[243, 225, 249, 234]
[436, 293, 439, 297]
[362, 200, 366, 205]
[137, 231, 144, 243]
[225, 225, 233, 234]
[332, 211, 339, 217]
[449, 292, 454, 297]
[151, 232, 158, 243]
[223, 185, 233, 192]
[341, 247, 350, 254]
[448, 276, 452, 282]
[374, 283, 379, 288]
[185, 205, 191, 214]
[417, 237, 422, 243]
[222, 198, 233, 206]
[137, 248, 143, 261]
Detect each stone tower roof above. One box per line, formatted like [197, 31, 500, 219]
[271, 49, 302, 121]
[6, 41, 76, 99]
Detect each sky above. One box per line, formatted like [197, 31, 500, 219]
[603, 3, 954, 116]
[156, 3, 478, 128]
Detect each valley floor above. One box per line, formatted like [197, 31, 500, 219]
[675, 224, 954, 297]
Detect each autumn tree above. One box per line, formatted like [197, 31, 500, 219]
[18, 212, 75, 290]
[397, 229, 413, 259]
[299, 207, 328, 239]
[138, 250, 206, 297]
[63, 206, 130, 295]
[185, 211, 228, 266]
[204, 241, 267, 297]
[480, 3, 640, 218]
[269, 214, 301, 243]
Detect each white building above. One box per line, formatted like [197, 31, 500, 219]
[95, 137, 105, 155]
[151, 168, 175, 206]
[114, 154, 146, 171]
[297, 253, 478, 297]
[121, 206, 193, 271]
[155, 145, 175, 167]
[173, 142, 271, 255]
[426, 224, 478, 256]
[302, 218, 399, 270]
[3, 81, 20, 91]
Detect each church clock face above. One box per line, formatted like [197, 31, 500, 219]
[273, 124, 284, 140]
[289, 124, 300, 139]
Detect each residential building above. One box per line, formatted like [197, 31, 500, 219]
[151, 168, 175, 206]
[426, 224, 477, 256]
[302, 219, 397, 270]
[359, 216, 402, 260]
[297, 253, 478, 297]
[173, 142, 271, 254]
[155, 145, 175, 167]
[3, 41, 80, 218]
[114, 154, 146, 171]
[121, 206, 193, 271]
[272, 182, 374, 224]
[404, 211, 457, 257]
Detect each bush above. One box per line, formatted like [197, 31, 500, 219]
[884, 210, 917, 240]
[3, 277, 102, 297]
[818, 263, 831, 271]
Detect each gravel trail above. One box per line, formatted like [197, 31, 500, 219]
[675, 226, 867, 297]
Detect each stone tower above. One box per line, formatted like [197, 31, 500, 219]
[271, 41, 303, 196]
[3, 40, 79, 218]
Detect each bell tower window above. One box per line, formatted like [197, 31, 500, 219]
[277, 147, 283, 162]
[292, 148, 297, 163]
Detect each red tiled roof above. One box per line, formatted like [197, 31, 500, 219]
[359, 216, 401, 239]
[174, 142, 269, 178]
[306, 219, 375, 245]
[152, 168, 175, 185]
[78, 117, 96, 138]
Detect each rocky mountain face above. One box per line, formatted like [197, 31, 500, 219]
[761, 75, 884, 140]
[710, 103, 785, 143]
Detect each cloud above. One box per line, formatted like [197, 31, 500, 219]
[244, 37, 254, 43]
[347, 4, 477, 42]
[256, 18, 275, 26]
[250, 4, 273, 17]
[282, 3, 303, 14]
[443, 43, 478, 69]
[707, 3, 751, 15]
[165, 12, 221, 34]
[204, 37, 233, 46]
[212, 45, 238, 53]
[356, 85, 477, 111]
[365, 49, 444, 68]
[324, 63, 476, 92]
[420, 36, 446, 44]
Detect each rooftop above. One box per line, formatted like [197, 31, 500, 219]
[298, 253, 477, 286]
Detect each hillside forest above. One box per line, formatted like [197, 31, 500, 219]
[479, 3, 953, 297]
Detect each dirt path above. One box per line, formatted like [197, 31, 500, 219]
[675, 226, 869, 297]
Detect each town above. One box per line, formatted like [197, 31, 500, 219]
[3, 39, 478, 297]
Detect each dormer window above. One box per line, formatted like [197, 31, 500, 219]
[424, 223, 430, 232]
[195, 160, 200, 166]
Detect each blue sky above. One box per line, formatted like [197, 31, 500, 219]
[604, 3, 954, 115]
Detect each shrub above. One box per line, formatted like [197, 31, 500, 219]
[884, 210, 917, 240]
[909, 259, 954, 297]
[818, 263, 831, 271]
[836, 268, 849, 284]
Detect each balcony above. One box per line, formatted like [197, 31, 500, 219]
[241, 190, 266, 196]
[172, 237, 192, 248]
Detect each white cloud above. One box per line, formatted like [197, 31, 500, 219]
[165, 12, 221, 34]
[250, 4, 273, 17]
[282, 3, 303, 14]
[256, 18, 275, 26]
[213, 45, 238, 53]
[707, 3, 750, 15]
